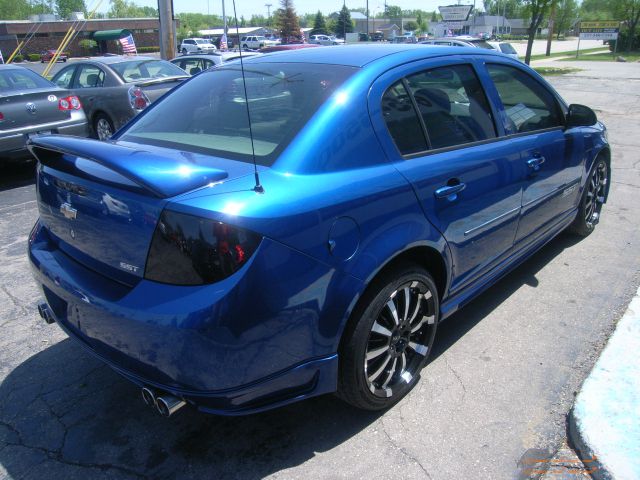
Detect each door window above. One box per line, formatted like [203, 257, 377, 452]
[381, 81, 428, 155]
[76, 65, 105, 88]
[53, 67, 75, 88]
[486, 64, 562, 134]
[406, 64, 496, 149]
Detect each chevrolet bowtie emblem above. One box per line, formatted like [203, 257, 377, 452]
[60, 203, 77, 220]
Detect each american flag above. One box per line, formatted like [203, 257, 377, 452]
[300, 28, 306, 43]
[220, 33, 228, 51]
[119, 34, 137, 54]
[0, 50, 4, 64]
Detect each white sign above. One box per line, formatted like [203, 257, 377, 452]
[443, 21, 464, 30]
[438, 5, 473, 22]
[579, 21, 620, 41]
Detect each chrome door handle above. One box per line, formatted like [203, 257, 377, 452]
[435, 182, 466, 200]
[527, 156, 546, 171]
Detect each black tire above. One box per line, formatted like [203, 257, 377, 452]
[242, 44, 248, 50]
[182, 48, 188, 55]
[567, 156, 608, 237]
[338, 263, 439, 410]
[93, 113, 115, 141]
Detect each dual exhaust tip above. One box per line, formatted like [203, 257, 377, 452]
[141, 387, 186, 417]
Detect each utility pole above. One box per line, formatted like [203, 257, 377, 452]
[546, 1, 556, 56]
[222, 0, 227, 37]
[265, 3, 272, 26]
[367, 0, 369, 36]
[158, 0, 176, 60]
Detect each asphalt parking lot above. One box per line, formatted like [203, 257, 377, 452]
[1, 61, 639, 479]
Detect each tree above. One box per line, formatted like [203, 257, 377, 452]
[276, 0, 300, 42]
[554, 0, 578, 39]
[0, 0, 35, 19]
[56, 0, 85, 18]
[108, 0, 155, 18]
[580, 0, 615, 20]
[310, 10, 327, 34]
[522, 0, 554, 64]
[404, 21, 418, 31]
[334, 5, 353, 38]
[612, 0, 640, 50]
[430, 10, 438, 22]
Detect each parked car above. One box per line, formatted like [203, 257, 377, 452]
[309, 34, 342, 46]
[28, 45, 609, 416]
[209, 35, 234, 50]
[40, 49, 68, 63]
[259, 43, 321, 53]
[240, 35, 278, 50]
[179, 38, 217, 55]
[50, 56, 189, 140]
[170, 52, 261, 74]
[0, 64, 87, 161]
[420, 36, 495, 49]
[487, 41, 520, 61]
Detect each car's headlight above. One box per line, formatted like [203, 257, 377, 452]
[145, 210, 262, 285]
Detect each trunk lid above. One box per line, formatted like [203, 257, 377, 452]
[0, 88, 71, 131]
[29, 135, 254, 285]
[136, 76, 187, 103]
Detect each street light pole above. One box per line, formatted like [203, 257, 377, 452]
[265, 3, 272, 26]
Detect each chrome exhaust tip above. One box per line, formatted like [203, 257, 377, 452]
[155, 395, 186, 417]
[141, 387, 156, 407]
[37, 302, 55, 324]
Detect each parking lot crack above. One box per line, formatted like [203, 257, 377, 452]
[380, 419, 432, 478]
[0, 285, 29, 316]
[444, 355, 466, 405]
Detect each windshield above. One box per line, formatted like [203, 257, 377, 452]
[120, 62, 356, 166]
[499, 43, 517, 54]
[111, 60, 188, 83]
[470, 40, 495, 49]
[0, 68, 54, 91]
[195, 39, 210, 44]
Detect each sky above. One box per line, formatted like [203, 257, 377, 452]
[101, 0, 477, 18]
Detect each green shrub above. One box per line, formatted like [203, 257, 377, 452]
[13, 55, 23, 62]
[609, 30, 640, 52]
[28, 53, 40, 61]
[137, 46, 160, 53]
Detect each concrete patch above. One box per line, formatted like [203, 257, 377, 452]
[569, 287, 640, 480]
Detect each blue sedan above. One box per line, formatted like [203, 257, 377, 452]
[27, 45, 610, 416]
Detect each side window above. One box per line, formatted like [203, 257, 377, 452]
[381, 81, 428, 155]
[183, 59, 205, 75]
[53, 67, 75, 88]
[76, 65, 104, 88]
[406, 64, 496, 150]
[486, 64, 562, 134]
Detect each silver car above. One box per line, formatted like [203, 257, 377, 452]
[0, 64, 88, 161]
[420, 36, 496, 50]
[51, 56, 188, 140]
[170, 52, 262, 75]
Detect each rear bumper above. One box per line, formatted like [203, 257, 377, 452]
[1, 121, 88, 160]
[28, 221, 362, 414]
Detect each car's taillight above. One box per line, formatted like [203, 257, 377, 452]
[58, 96, 82, 111]
[144, 210, 262, 286]
[128, 87, 150, 110]
[0, 112, 4, 121]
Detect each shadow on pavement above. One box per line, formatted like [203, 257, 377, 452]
[0, 161, 36, 192]
[0, 231, 583, 479]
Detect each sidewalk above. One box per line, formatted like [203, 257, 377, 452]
[569, 287, 640, 480]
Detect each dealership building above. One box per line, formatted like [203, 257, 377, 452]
[0, 17, 164, 58]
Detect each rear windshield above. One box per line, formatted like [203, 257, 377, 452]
[469, 40, 495, 49]
[120, 62, 356, 166]
[0, 68, 53, 92]
[499, 43, 517, 54]
[110, 60, 187, 83]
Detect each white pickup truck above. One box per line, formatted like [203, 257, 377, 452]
[239, 35, 278, 50]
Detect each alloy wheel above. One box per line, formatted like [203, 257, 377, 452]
[364, 280, 436, 398]
[584, 160, 607, 227]
[96, 118, 113, 141]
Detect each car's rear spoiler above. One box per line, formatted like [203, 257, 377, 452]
[27, 135, 228, 199]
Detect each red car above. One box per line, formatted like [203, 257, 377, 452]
[259, 43, 321, 53]
[40, 50, 68, 63]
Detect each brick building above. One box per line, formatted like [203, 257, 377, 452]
[0, 18, 164, 59]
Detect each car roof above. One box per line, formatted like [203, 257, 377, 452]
[0, 64, 27, 71]
[71, 55, 159, 65]
[247, 44, 502, 68]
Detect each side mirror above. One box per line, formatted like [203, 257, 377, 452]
[566, 104, 597, 128]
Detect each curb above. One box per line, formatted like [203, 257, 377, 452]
[568, 286, 640, 480]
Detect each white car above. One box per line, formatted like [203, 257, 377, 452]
[180, 38, 217, 55]
[487, 41, 521, 61]
[309, 34, 342, 46]
[240, 36, 278, 50]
